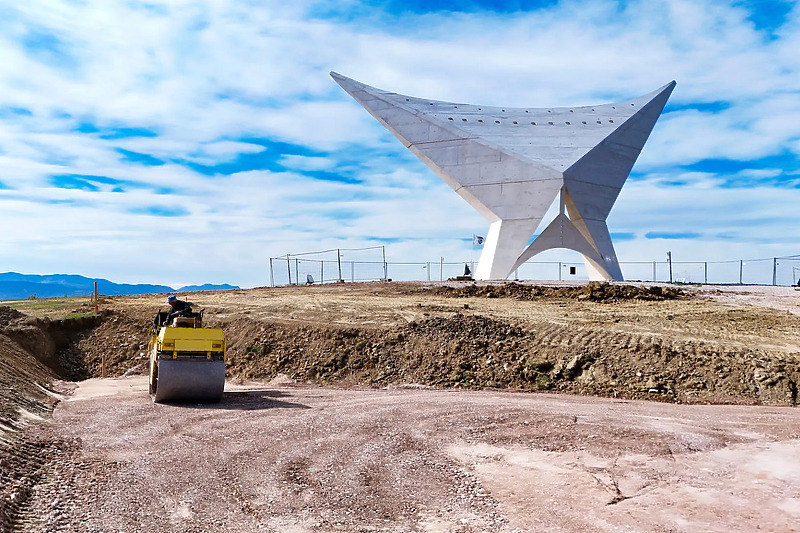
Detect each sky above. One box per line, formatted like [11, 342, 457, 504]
[1, 0, 799, 288]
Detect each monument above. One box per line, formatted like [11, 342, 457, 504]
[332, 72, 675, 281]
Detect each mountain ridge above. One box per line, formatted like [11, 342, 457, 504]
[0, 272, 239, 300]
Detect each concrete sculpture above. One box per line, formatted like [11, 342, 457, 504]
[331, 72, 675, 281]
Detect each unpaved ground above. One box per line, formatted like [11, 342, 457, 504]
[15, 376, 800, 532]
[71, 282, 800, 405]
[2, 281, 800, 532]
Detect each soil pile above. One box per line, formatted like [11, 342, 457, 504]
[0, 333, 58, 531]
[427, 281, 684, 302]
[0, 306, 25, 326]
[223, 310, 799, 405]
[0, 310, 106, 531]
[70, 311, 153, 378]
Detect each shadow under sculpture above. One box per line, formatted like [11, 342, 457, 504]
[332, 72, 676, 281]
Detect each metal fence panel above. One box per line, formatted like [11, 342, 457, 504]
[741, 258, 773, 285]
[620, 262, 660, 282]
[706, 261, 742, 284]
[269, 255, 800, 287]
[671, 262, 707, 284]
[777, 257, 800, 286]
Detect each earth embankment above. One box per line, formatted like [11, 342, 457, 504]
[7, 282, 800, 407]
[82, 281, 800, 406]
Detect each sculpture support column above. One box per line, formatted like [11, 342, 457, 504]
[476, 218, 540, 280]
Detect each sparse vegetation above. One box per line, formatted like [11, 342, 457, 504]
[5, 296, 95, 319]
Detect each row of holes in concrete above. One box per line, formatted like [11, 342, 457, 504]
[405, 98, 636, 113]
[445, 118, 616, 125]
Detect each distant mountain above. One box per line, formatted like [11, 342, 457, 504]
[0, 272, 239, 300]
[177, 283, 239, 292]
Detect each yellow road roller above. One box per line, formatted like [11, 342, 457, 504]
[148, 310, 226, 403]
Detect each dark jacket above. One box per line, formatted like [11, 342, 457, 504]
[166, 299, 192, 324]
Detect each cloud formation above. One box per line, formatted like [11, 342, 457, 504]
[1, 0, 799, 287]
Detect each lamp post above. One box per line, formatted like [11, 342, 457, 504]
[667, 251, 673, 283]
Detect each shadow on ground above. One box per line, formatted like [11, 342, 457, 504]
[159, 389, 311, 410]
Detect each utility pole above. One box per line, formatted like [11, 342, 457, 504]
[773, 258, 777, 286]
[382, 246, 387, 281]
[667, 251, 673, 283]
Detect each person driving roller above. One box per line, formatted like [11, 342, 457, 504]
[164, 294, 192, 326]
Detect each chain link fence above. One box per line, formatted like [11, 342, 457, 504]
[269, 251, 800, 287]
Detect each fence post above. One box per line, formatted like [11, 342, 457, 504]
[286, 255, 292, 285]
[440, 257, 443, 281]
[337, 249, 342, 282]
[382, 246, 387, 281]
[351, 261, 355, 282]
[269, 258, 274, 287]
[426, 262, 430, 281]
[704, 262, 707, 284]
[652, 261, 656, 282]
[739, 260, 743, 284]
[667, 252, 673, 283]
[558, 262, 562, 281]
[321, 261, 324, 284]
[773, 258, 777, 286]
[295, 258, 299, 286]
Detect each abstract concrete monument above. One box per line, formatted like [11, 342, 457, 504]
[332, 72, 675, 281]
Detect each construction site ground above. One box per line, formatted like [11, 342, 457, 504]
[1, 281, 800, 532]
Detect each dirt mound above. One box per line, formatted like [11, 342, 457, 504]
[70, 311, 152, 378]
[0, 305, 25, 326]
[428, 281, 684, 302]
[0, 311, 109, 447]
[223, 311, 799, 406]
[0, 333, 61, 531]
[2, 314, 107, 381]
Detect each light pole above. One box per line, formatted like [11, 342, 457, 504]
[667, 251, 672, 283]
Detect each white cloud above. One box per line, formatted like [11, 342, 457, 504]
[279, 154, 335, 172]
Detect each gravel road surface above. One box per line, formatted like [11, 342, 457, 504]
[16, 376, 800, 532]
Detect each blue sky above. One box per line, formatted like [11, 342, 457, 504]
[1, 0, 799, 288]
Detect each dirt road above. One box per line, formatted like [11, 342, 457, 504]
[13, 376, 800, 532]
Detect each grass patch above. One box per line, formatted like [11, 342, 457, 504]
[63, 312, 96, 320]
[6, 298, 76, 310]
[3, 296, 95, 319]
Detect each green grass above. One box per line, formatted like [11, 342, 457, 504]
[63, 312, 96, 320]
[2, 296, 96, 319]
[6, 298, 77, 310]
